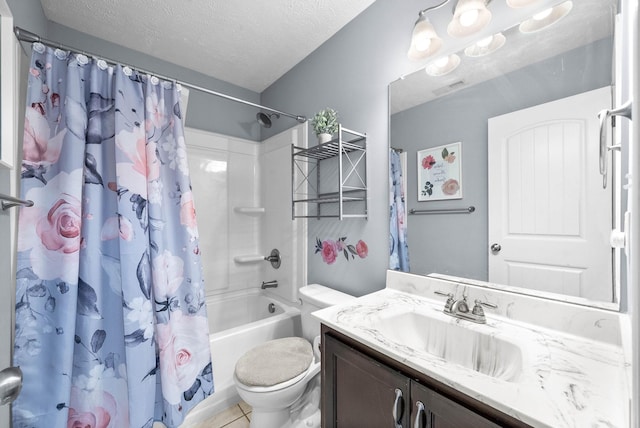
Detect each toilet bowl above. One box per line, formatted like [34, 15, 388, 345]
[233, 284, 354, 428]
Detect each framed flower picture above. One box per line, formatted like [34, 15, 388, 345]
[417, 142, 462, 201]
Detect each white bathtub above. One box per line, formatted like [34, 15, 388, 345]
[182, 289, 301, 426]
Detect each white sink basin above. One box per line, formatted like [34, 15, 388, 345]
[372, 311, 522, 382]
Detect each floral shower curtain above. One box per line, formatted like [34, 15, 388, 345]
[389, 148, 410, 271]
[13, 43, 213, 428]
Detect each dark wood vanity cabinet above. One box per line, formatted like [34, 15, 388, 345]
[321, 326, 530, 428]
[409, 381, 500, 428]
[323, 329, 411, 427]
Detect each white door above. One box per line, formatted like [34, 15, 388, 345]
[488, 87, 612, 301]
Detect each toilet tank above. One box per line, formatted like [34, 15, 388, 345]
[299, 284, 355, 342]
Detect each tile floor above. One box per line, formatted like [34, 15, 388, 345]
[190, 401, 252, 428]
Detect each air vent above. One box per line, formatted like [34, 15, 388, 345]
[433, 80, 465, 96]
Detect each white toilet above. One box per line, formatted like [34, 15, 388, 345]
[233, 284, 355, 428]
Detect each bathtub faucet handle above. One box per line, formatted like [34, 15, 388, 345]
[261, 280, 278, 289]
[264, 249, 281, 269]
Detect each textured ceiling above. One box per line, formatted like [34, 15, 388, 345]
[39, 0, 376, 92]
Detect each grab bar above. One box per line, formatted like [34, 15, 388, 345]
[409, 206, 475, 215]
[0, 193, 34, 211]
[598, 99, 632, 188]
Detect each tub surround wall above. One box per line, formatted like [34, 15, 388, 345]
[259, 124, 308, 304]
[181, 125, 308, 425]
[185, 128, 260, 294]
[313, 270, 630, 427]
[185, 124, 307, 300]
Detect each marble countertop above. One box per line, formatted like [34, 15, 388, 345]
[313, 272, 630, 428]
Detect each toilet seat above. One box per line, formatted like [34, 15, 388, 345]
[234, 361, 315, 393]
[234, 337, 314, 391]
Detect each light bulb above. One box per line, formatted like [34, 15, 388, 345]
[435, 57, 450, 67]
[533, 8, 553, 20]
[476, 35, 493, 47]
[415, 37, 432, 52]
[459, 9, 480, 27]
[409, 15, 442, 58]
[464, 32, 505, 57]
[448, 0, 491, 38]
[425, 54, 461, 76]
[519, 1, 573, 33]
[507, 0, 541, 7]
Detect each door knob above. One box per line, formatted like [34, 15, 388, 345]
[0, 366, 22, 405]
[490, 243, 501, 252]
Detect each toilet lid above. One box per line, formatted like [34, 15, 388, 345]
[234, 337, 313, 387]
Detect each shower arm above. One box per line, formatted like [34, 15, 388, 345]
[13, 27, 307, 124]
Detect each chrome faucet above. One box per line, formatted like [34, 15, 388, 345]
[261, 280, 278, 289]
[434, 291, 496, 324]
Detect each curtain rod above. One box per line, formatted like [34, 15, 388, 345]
[13, 27, 307, 123]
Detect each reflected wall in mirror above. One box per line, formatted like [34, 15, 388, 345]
[389, 0, 622, 308]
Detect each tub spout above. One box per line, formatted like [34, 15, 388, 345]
[261, 280, 278, 289]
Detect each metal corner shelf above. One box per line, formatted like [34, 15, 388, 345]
[292, 125, 367, 220]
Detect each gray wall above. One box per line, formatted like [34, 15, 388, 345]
[7, 0, 411, 296]
[391, 39, 613, 281]
[6, 0, 47, 33]
[7, 0, 445, 297]
[262, 0, 619, 300]
[261, 0, 421, 296]
[6, 0, 620, 301]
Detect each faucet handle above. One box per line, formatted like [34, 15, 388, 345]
[434, 291, 455, 312]
[475, 299, 497, 308]
[434, 291, 453, 298]
[472, 299, 497, 316]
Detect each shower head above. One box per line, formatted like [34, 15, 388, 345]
[256, 112, 280, 128]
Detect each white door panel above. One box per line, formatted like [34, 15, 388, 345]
[489, 87, 612, 301]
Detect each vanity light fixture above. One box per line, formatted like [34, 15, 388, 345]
[464, 32, 506, 57]
[407, 0, 450, 61]
[425, 54, 461, 76]
[519, 1, 573, 33]
[408, 12, 443, 60]
[447, 0, 492, 38]
[506, 0, 540, 8]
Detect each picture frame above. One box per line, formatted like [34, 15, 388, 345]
[417, 142, 462, 201]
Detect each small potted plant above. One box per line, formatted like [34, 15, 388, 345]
[311, 108, 339, 144]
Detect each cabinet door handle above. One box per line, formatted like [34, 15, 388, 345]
[392, 388, 404, 428]
[413, 401, 425, 428]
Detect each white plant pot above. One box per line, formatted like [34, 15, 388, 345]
[317, 133, 332, 144]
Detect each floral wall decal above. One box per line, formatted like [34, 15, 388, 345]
[315, 237, 368, 264]
[417, 142, 463, 201]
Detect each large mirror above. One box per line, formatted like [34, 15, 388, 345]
[389, 0, 622, 309]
